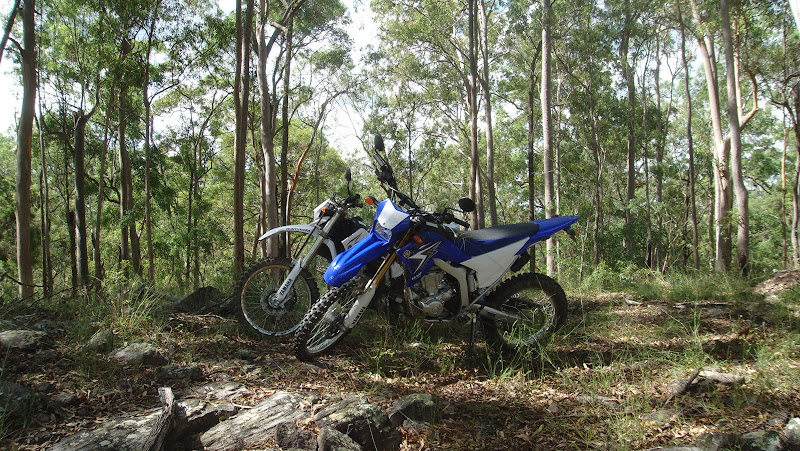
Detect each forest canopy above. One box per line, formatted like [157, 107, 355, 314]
[1, 0, 799, 299]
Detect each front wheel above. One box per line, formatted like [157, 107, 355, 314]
[293, 277, 366, 361]
[481, 273, 567, 355]
[234, 257, 319, 337]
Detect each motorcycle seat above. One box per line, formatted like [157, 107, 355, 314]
[460, 223, 540, 242]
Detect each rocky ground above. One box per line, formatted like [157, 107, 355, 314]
[1, 270, 799, 450]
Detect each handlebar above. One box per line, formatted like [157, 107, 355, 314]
[449, 216, 470, 229]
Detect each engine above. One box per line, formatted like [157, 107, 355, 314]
[408, 270, 458, 319]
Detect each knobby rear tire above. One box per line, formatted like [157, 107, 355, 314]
[293, 277, 365, 361]
[482, 272, 567, 355]
[234, 257, 319, 337]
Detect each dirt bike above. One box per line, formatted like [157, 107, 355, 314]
[293, 135, 579, 360]
[233, 169, 369, 336]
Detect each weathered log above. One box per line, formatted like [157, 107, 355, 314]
[140, 387, 176, 451]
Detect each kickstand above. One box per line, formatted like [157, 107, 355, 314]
[467, 313, 477, 358]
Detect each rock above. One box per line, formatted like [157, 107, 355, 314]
[317, 427, 363, 451]
[698, 370, 744, 386]
[0, 329, 46, 351]
[50, 407, 162, 451]
[0, 320, 19, 330]
[200, 391, 309, 451]
[768, 411, 789, 427]
[35, 349, 59, 363]
[236, 348, 258, 360]
[275, 421, 318, 450]
[174, 398, 238, 438]
[156, 364, 204, 382]
[784, 418, 800, 451]
[642, 409, 680, 427]
[741, 430, 783, 451]
[388, 393, 438, 427]
[111, 342, 169, 367]
[299, 361, 330, 372]
[667, 370, 744, 395]
[165, 286, 225, 314]
[50, 392, 79, 409]
[84, 329, 115, 353]
[576, 395, 619, 408]
[314, 394, 400, 451]
[181, 381, 251, 401]
[401, 419, 429, 435]
[696, 432, 739, 450]
[0, 381, 42, 420]
[34, 382, 55, 394]
[33, 319, 65, 334]
[50, 394, 239, 450]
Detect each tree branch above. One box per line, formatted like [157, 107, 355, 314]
[0, 0, 20, 65]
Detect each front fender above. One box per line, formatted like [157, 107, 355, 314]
[257, 224, 317, 241]
[324, 233, 392, 287]
[258, 223, 337, 262]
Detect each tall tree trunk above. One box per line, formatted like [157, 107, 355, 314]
[654, 29, 665, 269]
[192, 144, 200, 289]
[257, 0, 280, 257]
[280, 18, 294, 258]
[721, 0, 749, 276]
[94, 102, 113, 284]
[36, 96, 52, 296]
[143, 1, 161, 283]
[15, 0, 35, 299]
[678, 1, 700, 269]
[467, 0, 483, 230]
[541, 0, 555, 275]
[690, 0, 732, 271]
[73, 112, 92, 286]
[233, 0, 254, 274]
[793, 145, 800, 267]
[119, 84, 132, 276]
[478, 0, 497, 227]
[621, 6, 636, 261]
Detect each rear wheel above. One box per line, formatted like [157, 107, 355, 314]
[481, 273, 567, 354]
[293, 277, 366, 361]
[234, 257, 318, 337]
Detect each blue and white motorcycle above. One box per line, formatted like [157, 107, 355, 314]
[293, 135, 579, 360]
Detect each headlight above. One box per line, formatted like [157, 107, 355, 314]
[374, 223, 392, 241]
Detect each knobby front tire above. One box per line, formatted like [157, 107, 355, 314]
[293, 277, 365, 361]
[482, 272, 567, 355]
[234, 257, 319, 337]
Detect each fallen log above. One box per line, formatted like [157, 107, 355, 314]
[140, 387, 176, 451]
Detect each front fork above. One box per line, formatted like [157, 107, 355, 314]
[342, 249, 400, 329]
[269, 211, 344, 308]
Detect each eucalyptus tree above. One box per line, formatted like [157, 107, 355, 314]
[676, 0, 700, 269]
[37, 0, 115, 287]
[254, 0, 304, 258]
[14, 0, 35, 297]
[233, 0, 254, 274]
[252, 0, 350, 258]
[540, 0, 555, 273]
[686, 0, 759, 273]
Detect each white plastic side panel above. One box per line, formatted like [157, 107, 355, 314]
[461, 238, 528, 288]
